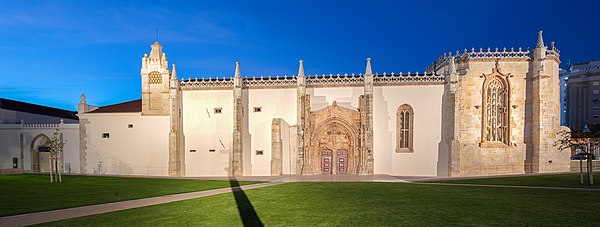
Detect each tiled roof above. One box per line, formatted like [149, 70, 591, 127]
[88, 99, 142, 113]
[0, 98, 79, 120]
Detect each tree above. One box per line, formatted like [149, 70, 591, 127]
[44, 129, 66, 183]
[554, 129, 594, 185]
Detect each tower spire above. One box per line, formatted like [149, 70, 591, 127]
[536, 31, 545, 49]
[365, 58, 373, 75]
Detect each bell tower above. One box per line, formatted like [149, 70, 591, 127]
[141, 41, 171, 115]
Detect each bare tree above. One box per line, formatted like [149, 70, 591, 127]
[45, 129, 65, 183]
[554, 129, 594, 185]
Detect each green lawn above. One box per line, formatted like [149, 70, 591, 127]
[42, 182, 600, 226]
[0, 174, 258, 217]
[430, 173, 600, 188]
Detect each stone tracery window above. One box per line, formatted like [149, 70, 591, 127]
[149, 71, 162, 84]
[396, 104, 413, 153]
[482, 74, 510, 145]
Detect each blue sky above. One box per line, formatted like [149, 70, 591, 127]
[1, 0, 599, 110]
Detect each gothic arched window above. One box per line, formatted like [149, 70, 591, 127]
[396, 104, 414, 153]
[482, 74, 510, 145]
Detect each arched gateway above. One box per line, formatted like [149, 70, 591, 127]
[303, 101, 367, 175]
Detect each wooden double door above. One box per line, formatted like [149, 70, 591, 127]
[321, 149, 348, 174]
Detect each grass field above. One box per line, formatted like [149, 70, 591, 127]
[43, 182, 600, 226]
[0, 174, 257, 217]
[431, 173, 600, 188]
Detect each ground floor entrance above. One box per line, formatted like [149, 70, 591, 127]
[320, 149, 349, 174]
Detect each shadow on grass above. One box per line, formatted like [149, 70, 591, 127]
[229, 178, 263, 227]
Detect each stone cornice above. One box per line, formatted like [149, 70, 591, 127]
[180, 73, 444, 90]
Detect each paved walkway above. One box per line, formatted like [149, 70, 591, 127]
[414, 182, 600, 192]
[0, 182, 281, 227]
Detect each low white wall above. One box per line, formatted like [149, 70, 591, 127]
[82, 113, 169, 176]
[0, 123, 79, 173]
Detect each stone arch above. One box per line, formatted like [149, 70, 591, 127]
[308, 117, 361, 174]
[30, 133, 50, 172]
[481, 64, 511, 145]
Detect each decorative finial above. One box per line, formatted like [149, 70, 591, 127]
[171, 64, 177, 79]
[332, 100, 337, 106]
[234, 61, 241, 78]
[365, 58, 373, 75]
[536, 31, 545, 48]
[448, 56, 456, 74]
[298, 60, 305, 78]
[80, 93, 86, 103]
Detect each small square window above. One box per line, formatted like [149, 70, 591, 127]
[128, 124, 134, 128]
[253, 107, 262, 113]
[594, 89, 599, 95]
[594, 81, 599, 86]
[209, 149, 216, 153]
[102, 133, 110, 138]
[190, 150, 196, 153]
[594, 115, 599, 119]
[594, 106, 599, 111]
[256, 150, 264, 155]
[593, 98, 600, 104]
[214, 108, 222, 114]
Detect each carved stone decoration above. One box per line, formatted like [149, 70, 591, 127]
[303, 101, 366, 174]
[481, 60, 511, 146]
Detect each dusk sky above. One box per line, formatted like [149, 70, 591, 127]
[1, 0, 599, 110]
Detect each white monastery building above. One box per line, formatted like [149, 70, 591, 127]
[77, 32, 570, 177]
[0, 99, 80, 174]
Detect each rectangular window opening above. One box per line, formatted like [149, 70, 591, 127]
[594, 81, 599, 86]
[102, 133, 110, 139]
[256, 150, 264, 155]
[253, 107, 262, 113]
[190, 150, 196, 153]
[214, 108, 222, 114]
[209, 149, 216, 153]
[128, 124, 134, 128]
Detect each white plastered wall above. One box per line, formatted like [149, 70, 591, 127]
[182, 90, 233, 176]
[373, 85, 445, 176]
[83, 113, 169, 176]
[0, 124, 79, 173]
[246, 88, 296, 176]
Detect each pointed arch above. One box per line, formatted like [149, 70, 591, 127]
[396, 104, 414, 153]
[481, 70, 511, 145]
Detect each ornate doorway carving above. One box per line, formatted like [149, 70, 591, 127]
[303, 102, 368, 175]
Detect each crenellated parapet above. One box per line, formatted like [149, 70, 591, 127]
[180, 72, 444, 90]
[426, 47, 533, 73]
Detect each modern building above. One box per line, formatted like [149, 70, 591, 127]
[560, 68, 569, 126]
[566, 60, 600, 131]
[0, 98, 80, 174]
[77, 31, 570, 177]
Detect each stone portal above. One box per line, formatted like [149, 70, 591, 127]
[303, 101, 366, 175]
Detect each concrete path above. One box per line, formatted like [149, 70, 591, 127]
[0, 182, 282, 227]
[414, 182, 600, 192]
